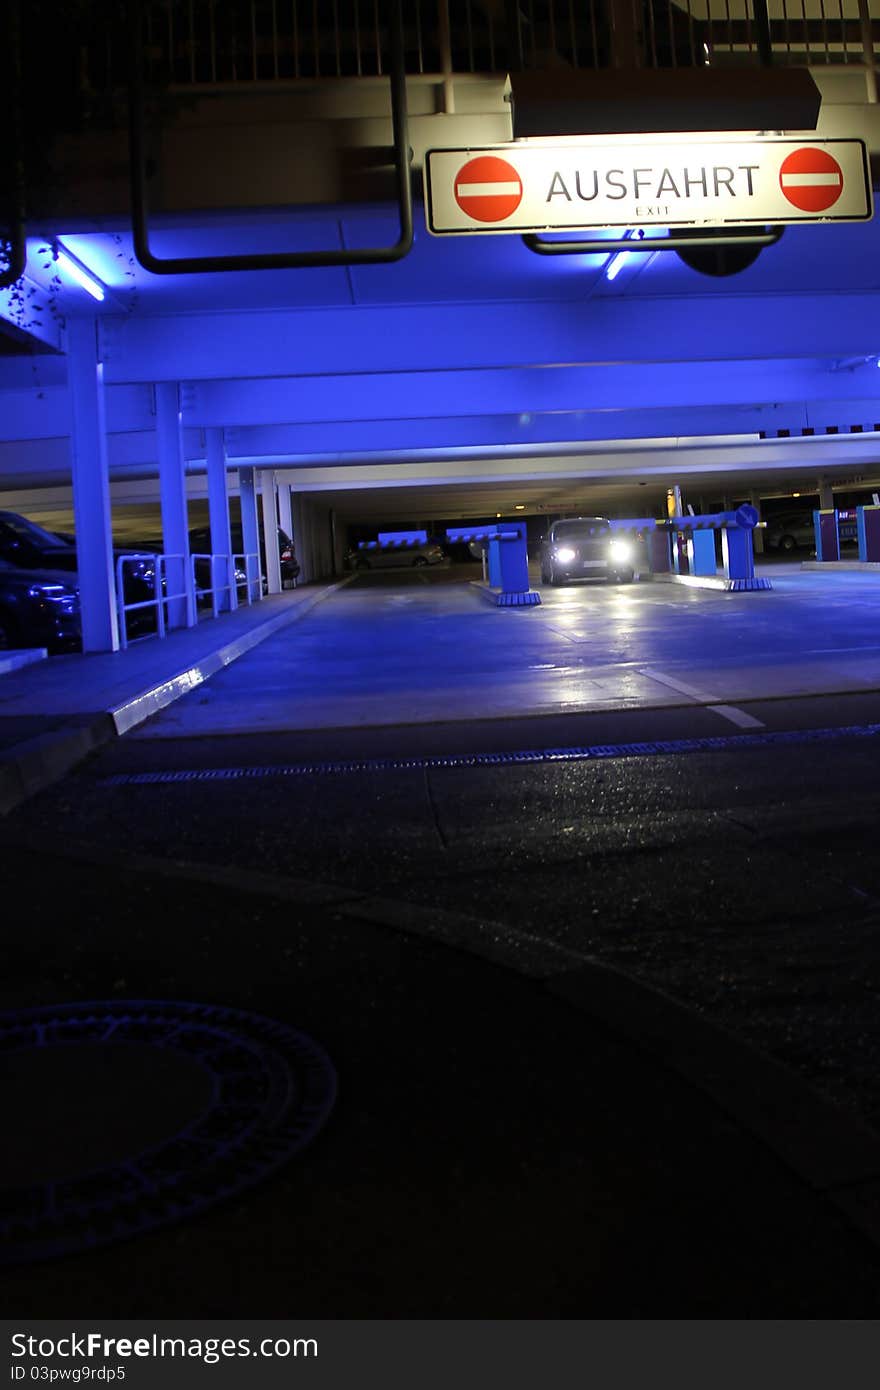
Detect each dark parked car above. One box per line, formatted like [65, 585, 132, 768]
[188, 523, 300, 593]
[539, 517, 635, 586]
[763, 508, 858, 553]
[0, 559, 81, 652]
[0, 511, 81, 572]
[0, 510, 158, 611]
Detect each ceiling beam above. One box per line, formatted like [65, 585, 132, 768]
[97, 293, 880, 384]
[265, 433, 880, 491]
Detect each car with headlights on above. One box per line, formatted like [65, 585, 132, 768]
[0, 559, 81, 652]
[539, 517, 635, 586]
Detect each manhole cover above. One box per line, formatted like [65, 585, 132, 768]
[0, 1000, 337, 1265]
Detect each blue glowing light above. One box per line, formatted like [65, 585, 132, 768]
[604, 230, 635, 282]
[55, 244, 105, 301]
[377, 530, 428, 545]
[604, 250, 631, 282]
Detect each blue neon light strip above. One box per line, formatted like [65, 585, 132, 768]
[55, 245, 105, 301]
[604, 250, 631, 281]
[604, 230, 634, 281]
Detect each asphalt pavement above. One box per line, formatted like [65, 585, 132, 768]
[2, 560, 880, 1316]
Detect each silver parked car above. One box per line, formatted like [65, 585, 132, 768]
[539, 517, 635, 586]
[347, 540, 445, 570]
[763, 511, 816, 553]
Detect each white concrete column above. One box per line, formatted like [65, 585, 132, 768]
[155, 382, 194, 629]
[277, 483, 296, 587]
[260, 469, 282, 595]
[277, 482, 293, 540]
[66, 317, 119, 652]
[238, 467, 260, 602]
[819, 477, 835, 511]
[290, 494, 309, 583]
[206, 427, 235, 611]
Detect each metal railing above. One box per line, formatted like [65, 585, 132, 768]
[115, 549, 264, 647]
[191, 550, 263, 612]
[234, 552, 263, 604]
[115, 551, 194, 650]
[113, 1, 879, 86]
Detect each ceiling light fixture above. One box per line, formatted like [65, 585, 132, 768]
[54, 241, 106, 302]
[604, 229, 634, 282]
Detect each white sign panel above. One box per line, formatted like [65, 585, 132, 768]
[425, 138, 872, 234]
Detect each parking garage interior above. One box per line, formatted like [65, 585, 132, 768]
[6, 0, 880, 1332]
[3, 0, 880, 643]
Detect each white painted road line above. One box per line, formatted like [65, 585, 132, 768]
[707, 704, 766, 730]
[640, 668, 719, 702]
[640, 668, 766, 729]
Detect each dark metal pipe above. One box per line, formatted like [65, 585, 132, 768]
[752, 0, 774, 68]
[522, 227, 785, 255]
[128, 0, 413, 274]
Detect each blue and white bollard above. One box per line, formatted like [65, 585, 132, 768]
[446, 523, 541, 607]
[856, 505, 880, 563]
[813, 509, 840, 562]
[687, 529, 717, 578]
[651, 506, 771, 590]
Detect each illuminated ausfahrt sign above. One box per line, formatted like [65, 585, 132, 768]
[425, 138, 872, 235]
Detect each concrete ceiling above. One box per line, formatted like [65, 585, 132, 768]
[3, 187, 880, 533]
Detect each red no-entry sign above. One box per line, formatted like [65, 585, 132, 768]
[453, 155, 523, 223]
[779, 147, 844, 213]
[427, 139, 871, 235]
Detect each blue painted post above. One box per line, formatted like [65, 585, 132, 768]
[206, 427, 236, 612]
[66, 317, 119, 652]
[813, 509, 840, 561]
[445, 525, 539, 606]
[155, 382, 195, 630]
[487, 536, 503, 588]
[856, 505, 880, 562]
[687, 529, 716, 577]
[721, 527, 755, 583]
[493, 521, 530, 592]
